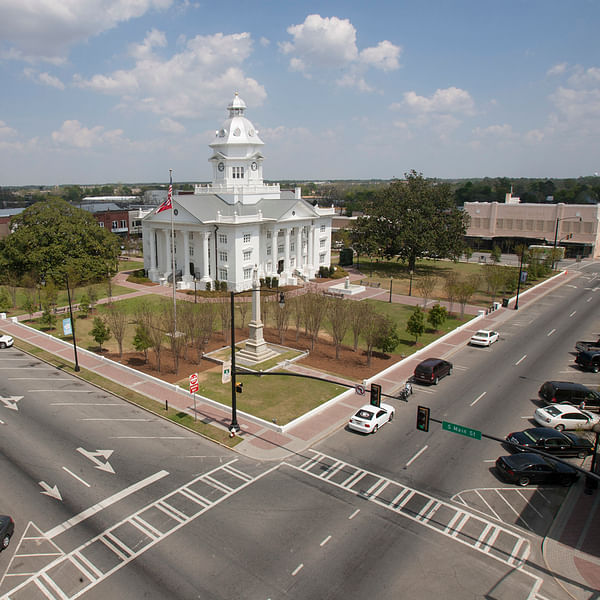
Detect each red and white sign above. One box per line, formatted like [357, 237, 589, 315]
[189, 373, 199, 394]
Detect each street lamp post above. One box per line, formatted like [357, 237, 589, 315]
[229, 287, 284, 435]
[64, 273, 80, 372]
[552, 215, 581, 270]
[194, 278, 197, 304]
[389, 278, 393, 303]
[514, 246, 525, 310]
[408, 270, 414, 297]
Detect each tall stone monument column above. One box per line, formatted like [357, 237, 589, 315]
[236, 266, 277, 363]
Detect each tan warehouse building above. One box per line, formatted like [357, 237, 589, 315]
[464, 192, 600, 258]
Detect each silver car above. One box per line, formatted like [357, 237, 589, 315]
[534, 404, 600, 431]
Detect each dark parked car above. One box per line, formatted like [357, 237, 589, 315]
[575, 337, 600, 353]
[0, 515, 14, 551]
[506, 427, 593, 458]
[495, 453, 578, 487]
[575, 350, 600, 373]
[413, 358, 453, 385]
[538, 381, 600, 411]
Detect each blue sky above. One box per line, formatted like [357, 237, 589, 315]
[1, 0, 599, 186]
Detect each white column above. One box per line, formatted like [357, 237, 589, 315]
[148, 227, 158, 280]
[284, 228, 291, 277]
[183, 230, 191, 282]
[201, 231, 211, 282]
[296, 226, 302, 273]
[271, 228, 278, 275]
[308, 225, 315, 272]
[164, 229, 171, 280]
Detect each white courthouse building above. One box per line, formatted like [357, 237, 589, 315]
[142, 94, 334, 291]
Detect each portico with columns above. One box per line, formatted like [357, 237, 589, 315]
[143, 93, 334, 292]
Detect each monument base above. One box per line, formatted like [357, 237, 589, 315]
[236, 339, 278, 364]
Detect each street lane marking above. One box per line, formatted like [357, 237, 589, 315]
[28, 389, 92, 393]
[80, 418, 152, 421]
[109, 436, 192, 439]
[8, 378, 72, 380]
[62, 467, 90, 488]
[292, 564, 304, 576]
[320, 535, 332, 547]
[470, 392, 486, 406]
[569, 311, 577, 317]
[547, 329, 556, 336]
[495, 490, 532, 531]
[515, 355, 527, 366]
[405, 445, 428, 468]
[348, 509, 360, 520]
[44, 470, 170, 539]
[52, 403, 123, 406]
[587, 297, 592, 302]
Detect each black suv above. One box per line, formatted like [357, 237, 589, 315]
[538, 381, 600, 411]
[413, 358, 453, 385]
[575, 350, 600, 373]
[0, 515, 14, 551]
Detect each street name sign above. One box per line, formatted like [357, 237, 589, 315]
[442, 421, 482, 440]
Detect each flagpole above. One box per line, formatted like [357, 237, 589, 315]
[169, 168, 177, 335]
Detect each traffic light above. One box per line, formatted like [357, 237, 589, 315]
[416, 406, 430, 432]
[235, 382, 243, 393]
[370, 383, 382, 407]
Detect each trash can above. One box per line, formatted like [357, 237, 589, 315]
[493, 302, 500, 311]
[501, 298, 509, 308]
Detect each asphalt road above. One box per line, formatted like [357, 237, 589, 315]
[0, 262, 598, 599]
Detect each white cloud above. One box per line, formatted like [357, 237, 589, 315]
[259, 37, 270, 47]
[360, 40, 401, 71]
[51, 120, 126, 148]
[129, 28, 167, 60]
[159, 117, 185, 134]
[24, 68, 65, 90]
[0, 0, 172, 63]
[547, 62, 567, 77]
[567, 65, 600, 88]
[0, 120, 18, 140]
[472, 124, 517, 140]
[74, 31, 267, 118]
[279, 14, 401, 91]
[403, 87, 475, 115]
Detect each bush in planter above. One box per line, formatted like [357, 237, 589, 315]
[205, 281, 212, 291]
[319, 266, 330, 278]
[272, 278, 279, 289]
[339, 248, 353, 266]
[220, 281, 228, 292]
[265, 276, 272, 288]
[260, 278, 266, 288]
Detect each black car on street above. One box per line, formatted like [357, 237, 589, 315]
[0, 515, 14, 551]
[506, 427, 593, 459]
[495, 453, 578, 487]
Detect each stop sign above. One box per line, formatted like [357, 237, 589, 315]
[189, 373, 199, 394]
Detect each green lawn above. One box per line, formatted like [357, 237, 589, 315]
[189, 368, 346, 425]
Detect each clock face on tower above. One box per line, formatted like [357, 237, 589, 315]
[251, 161, 258, 171]
[218, 162, 224, 172]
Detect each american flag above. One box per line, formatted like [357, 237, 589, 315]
[157, 177, 172, 213]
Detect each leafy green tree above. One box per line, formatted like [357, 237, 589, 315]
[490, 246, 502, 263]
[22, 296, 37, 319]
[78, 294, 90, 318]
[90, 316, 111, 352]
[406, 306, 425, 343]
[463, 246, 473, 262]
[1, 198, 120, 283]
[427, 304, 448, 331]
[352, 171, 468, 271]
[87, 286, 99, 313]
[376, 318, 401, 354]
[0, 288, 10, 311]
[483, 264, 506, 303]
[40, 304, 56, 329]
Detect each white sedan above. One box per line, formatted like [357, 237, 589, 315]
[0, 334, 13, 349]
[469, 330, 499, 347]
[534, 404, 600, 431]
[348, 403, 394, 434]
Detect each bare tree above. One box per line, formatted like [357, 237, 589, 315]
[303, 291, 326, 351]
[194, 303, 215, 362]
[162, 305, 185, 373]
[274, 300, 291, 344]
[328, 297, 350, 359]
[139, 301, 165, 373]
[219, 298, 231, 345]
[6, 271, 19, 308]
[238, 298, 250, 331]
[361, 304, 384, 367]
[457, 274, 481, 317]
[416, 273, 437, 308]
[290, 296, 303, 341]
[178, 302, 195, 361]
[443, 272, 459, 315]
[104, 302, 128, 359]
[349, 301, 368, 352]
[260, 293, 271, 330]
[483, 264, 506, 303]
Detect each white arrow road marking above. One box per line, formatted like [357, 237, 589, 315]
[77, 447, 115, 474]
[0, 395, 23, 411]
[39, 481, 62, 501]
